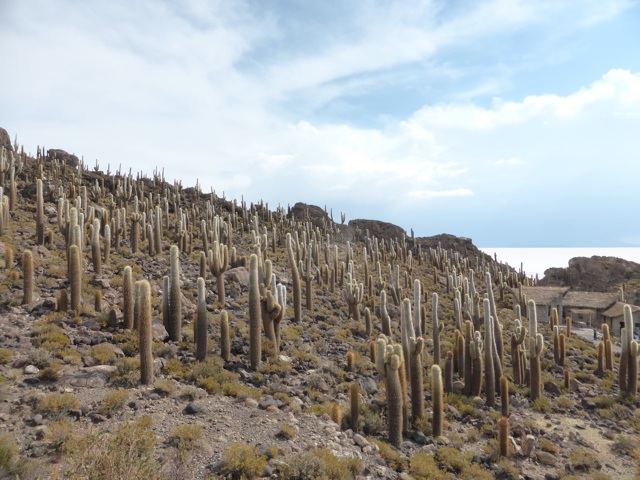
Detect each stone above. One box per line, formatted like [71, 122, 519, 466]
[152, 320, 169, 342]
[544, 381, 562, 396]
[24, 365, 39, 374]
[184, 402, 203, 415]
[521, 434, 535, 457]
[535, 451, 557, 466]
[353, 433, 368, 448]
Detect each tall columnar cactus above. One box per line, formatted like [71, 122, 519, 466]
[511, 319, 526, 385]
[498, 417, 509, 457]
[195, 277, 208, 361]
[137, 280, 154, 384]
[413, 279, 422, 336]
[380, 290, 392, 339]
[400, 298, 415, 383]
[168, 245, 182, 342]
[602, 323, 613, 371]
[36, 178, 45, 245]
[444, 351, 453, 394]
[209, 240, 229, 305]
[342, 273, 364, 322]
[122, 266, 134, 330]
[527, 299, 544, 401]
[103, 223, 111, 263]
[220, 310, 231, 362]
[433, 292, 444, 366]
[350, 382, 360, 433]
[261, 288, 283, 357]
[460, 320, 481, 396]
[486, 272, 503, 363]
[469, 331, 483, 397]
[286, 233, 302, 323]
[21, 249, 33, 305]
[623, 304, 639, 395]
[386, 353, 404, 448]
[162, 275, 170, 332]
[565, 317, 572, 338]
[248, 254, 261, 370]
[553, 326, 560, 365]
[558, 333, 566, 367]
[483, 299, 495, 406]
[500, 375, 509, 418]
[596, 341, 605, 376]
[364, 307, 372, 337]
[409, 336, 424, 423]
[69, 244, 82, 313]
[91, 219, 102, 275]
[432, 364, 444, 438]
[130, 211, 142, 254]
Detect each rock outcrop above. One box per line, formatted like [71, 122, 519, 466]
[0, 127, 13, 152]
[539, 255, 640, 292]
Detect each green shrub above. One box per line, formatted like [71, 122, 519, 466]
[569, 447, 601, 471]
[169, 424, 204, 464]
[435, 446, 467, 473]
[370, 439, 407, 472]
[278, 424, 298, 440]
[108, 357, 140, 387]
[409, 451, 450, 480]
[0, 348, 12, 365]
[220, 443, 266, 479]
[37, 392, 80, 417]
[98, 388, 129, 415]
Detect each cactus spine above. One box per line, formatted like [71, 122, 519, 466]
[195, 277, 208, 361]
[138, 280, 154, 384]
[248, 253, 261, 370]
[21, 249, 33, 305]
[432, 364, 444, 438]
[168, 245, 182, 342]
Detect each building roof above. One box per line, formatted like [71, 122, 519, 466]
[563, 291, 619, 310]
[515, 286, 569, 306]
[602, 302, 640, 319]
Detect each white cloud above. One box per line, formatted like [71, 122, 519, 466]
[408, 188, 474, 199]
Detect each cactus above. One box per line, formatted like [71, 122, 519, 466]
[21, 249, 33, 305]
[558, 333, 566, 366]
[220, 310, 231, 362]
[500, 375, 509, 418]
[130, 211, 142, 254]
[286, 233, 302, 323]
[400, 298, 415, 383]
[195, 277, 208, 361]
[497, 417, 509, 457]
[69, 244, 82, 313]
[369, 340, 376, 362]
[342, 273, 363, 322]
[409, 336, 424, 423]
[261, 288, 282, 357]
[57, 289, 69, 312]
[444, 351, 453, 394]
[624, 304, 638, 395]
[248, 254, 261, 370]
[380, 290, 392, 338]
[330, 402, 342, 427]
[168, 245, 182, 342]
[364, 307, 372, 337]
[563, 368, 570, 390]
[596, 341, 605, 376]
[602, 324, 613, 371]
[432, 292, 444, 366]
[350, 382, 360, 433]
[469, 331, 483, 397]
[137, 280, 154, 384]
[565, 317, 572, 338]
[463, 320, 473, 395]
[91, 219, 101, 274]
[413, 279, 421, 336]
[483, 299, 495, 406]
[94, 289, 102, 313]
[36, 178, 45, 245]
[123, 266, 134, 330]
[510, 320, 526, 385]
[209, 240, 229, 305]
[103, 223, 111, 263]
[620, 327, 629, 393]
[346, 351, 355, 372]
[432, 364, 444, 438]
[553, 326, 560, 365]
[386, 353, 403, 448]
[527, 299, 544, 401]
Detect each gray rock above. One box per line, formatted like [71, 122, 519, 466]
[521, 434, 535, 457]
[544, 381, 562, 396]
[24, 365, 39, 374]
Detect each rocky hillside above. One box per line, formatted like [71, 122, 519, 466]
[0, 127, 639, 480]
[539, 256, 640, 305]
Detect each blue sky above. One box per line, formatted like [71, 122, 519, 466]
[1, 0, 639, 247]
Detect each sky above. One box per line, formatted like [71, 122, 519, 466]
[1, 0, 640, 248]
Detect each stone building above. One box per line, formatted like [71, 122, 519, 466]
[515, 286, 569, 323]
[602, 302, 640, 337]
[562, 291, 619, 328]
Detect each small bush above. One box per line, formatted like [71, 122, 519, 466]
[531, 397, 552, 413]
[37, 392, 80, 417]
[98, 388, 129, 415]
[153, 379, 177, 396]
[220, 443, 266, 479]
[91, 343, 117, 365]
[370, 439, 407, 472]
[0, 348, 12, 365]
[45, 418, 74, 450]
[168, 424, 204, 464]
[278, 424, 298, 440]
[539, 439, 559, 454]
[108, 357, 140, 387]
[409, 451, 449, 480]
[435, 446, 467, 473]
[569, 447, 601, 471]
[38, 360, 63, 381]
